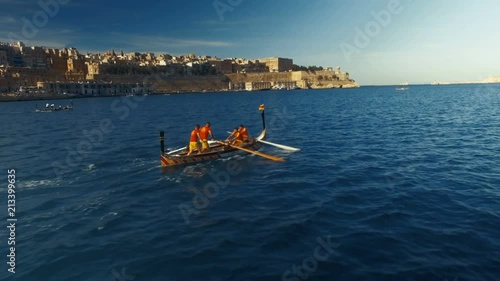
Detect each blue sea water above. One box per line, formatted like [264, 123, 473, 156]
[1, 84, 499, 281]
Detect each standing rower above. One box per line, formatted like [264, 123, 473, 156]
[187, 124, 201, 156]
[199, 122, 215, 152]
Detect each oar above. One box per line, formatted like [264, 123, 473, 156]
[226, 131, 300, 151]
[257, 139, 301, 151]
[215, 141, 285, 162]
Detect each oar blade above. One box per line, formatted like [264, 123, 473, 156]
[215, 141, 285, 162]
[257, 139, 301, 151]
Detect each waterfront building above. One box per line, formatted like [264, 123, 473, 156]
[228, 82, 245, 91]
[245, 81, 272, 91]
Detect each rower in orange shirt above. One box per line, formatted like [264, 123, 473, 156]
[227, 127, 248, 146]
[238, 125, 249, 143]
[199, 122, 215, 152]
[226, 127, 243, 146]
[187, 124, 201, 156]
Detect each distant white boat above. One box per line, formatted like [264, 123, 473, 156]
[396, 81, 409, 91]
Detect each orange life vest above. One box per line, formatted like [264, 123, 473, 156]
[190, 129, 199, 142]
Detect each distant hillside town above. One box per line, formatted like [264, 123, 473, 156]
[0, 41, 358, 99]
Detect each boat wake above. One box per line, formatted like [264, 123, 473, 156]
[17, 179, 62, 190]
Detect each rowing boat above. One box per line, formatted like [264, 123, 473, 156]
[160, 106, 267, 167]
[36, 101, 74, 112]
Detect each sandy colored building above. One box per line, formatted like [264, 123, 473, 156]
[260, 57, 293, 72]
[86, 62, 100, 80]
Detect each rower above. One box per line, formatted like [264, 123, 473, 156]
[238, 125, 249, 143]
[187, 124, 201, 156]
[227, 127, 244, 147]
[199, 122, 214, 152]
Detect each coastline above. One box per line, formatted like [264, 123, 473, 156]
[0, 82, 360, 102]
[0, 89, 269, 102]
[0, 90, 277, 103]
[0, 92, 174, 103]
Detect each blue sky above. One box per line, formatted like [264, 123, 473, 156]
[0, 0, 499, 85]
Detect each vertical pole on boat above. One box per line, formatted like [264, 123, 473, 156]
[160, 131, 165, 155]
[259, 104, 266, 130]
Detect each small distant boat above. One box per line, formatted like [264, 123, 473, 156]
[36, 101, 74, 112]
[396, 81, 409, 91]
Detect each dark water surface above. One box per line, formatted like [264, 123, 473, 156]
[1, 85, 499, 281]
